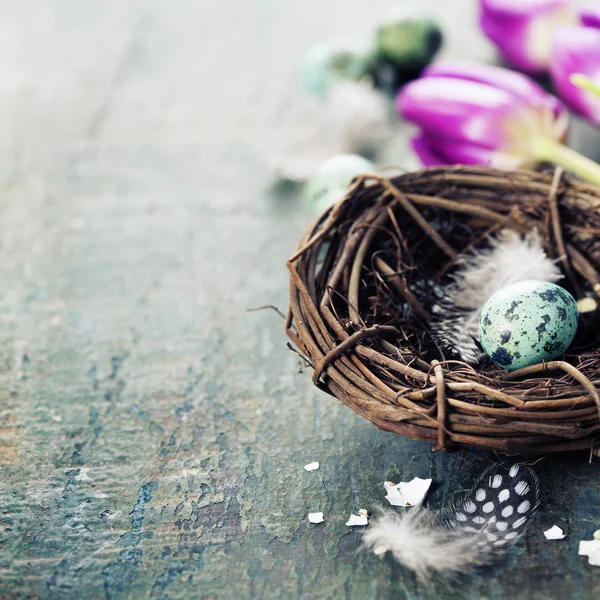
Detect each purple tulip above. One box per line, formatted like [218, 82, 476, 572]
[397, 61, 600, 186]
[580, 2, 600, 28]
[480, 0, 574, 73]
[398, 61, 567, 166]
[550, 25, 600, 125]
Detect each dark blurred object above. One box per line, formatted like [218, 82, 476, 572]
[371, 60, 426, 94]
[372, 19, 443, 93]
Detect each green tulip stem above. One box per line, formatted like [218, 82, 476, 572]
[570, 74, 600, 99]
[531, 137, 600, 187]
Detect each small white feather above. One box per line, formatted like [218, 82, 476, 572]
[433, 229, 562, 363]
[272, 81, 388, 181]
[363, 509, 493, 580]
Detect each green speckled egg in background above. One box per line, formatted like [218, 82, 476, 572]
[304, 154, 375, 216]
[301, 40, 375, 96]
[478, 280, 578, 371]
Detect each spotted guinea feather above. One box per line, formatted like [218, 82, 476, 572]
[363, 464, 540, 580]
[443, 463, 541, 552]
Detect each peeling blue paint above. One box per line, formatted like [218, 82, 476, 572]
[102, 481, 158, 599]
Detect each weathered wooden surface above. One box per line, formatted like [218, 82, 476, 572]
[0, 1, 600, 598]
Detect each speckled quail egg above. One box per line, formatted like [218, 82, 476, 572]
[478, 280, 578, 371]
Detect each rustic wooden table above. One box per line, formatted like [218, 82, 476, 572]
[1, 1, 599, 598]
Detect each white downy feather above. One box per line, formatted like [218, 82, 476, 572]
[432, 228, 562, 363]
[272, 81, 388, 181]
[363, 508, 491, 580]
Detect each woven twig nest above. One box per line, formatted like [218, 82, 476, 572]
[286, 166, 600, 455]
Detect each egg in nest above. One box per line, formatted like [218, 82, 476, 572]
[478, 280, 578, 371]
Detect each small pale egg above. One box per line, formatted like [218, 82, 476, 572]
[304, 154, 375, 216]
[301, 40, 375, 97]
[478, 280, 578, 371]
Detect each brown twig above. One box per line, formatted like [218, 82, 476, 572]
[382, 181, 457, 260]
[547, 167, 582, 296]
[247, 305, 286, 319]
[374, 257, 429, 323]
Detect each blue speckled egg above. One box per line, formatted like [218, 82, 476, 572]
[478, 280, 578, 371]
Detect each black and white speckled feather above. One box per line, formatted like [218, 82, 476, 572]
[443, 463, 541, 551]
[363, 464, 540, 579]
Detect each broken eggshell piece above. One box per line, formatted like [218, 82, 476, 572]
[544, 525, 566, 540]
[308, 512, 325, 524]
[346, 510, 369, 527]
[304, 461, 320, 472]
[384, 477, 432, 507]
[579, 539, 600, 566]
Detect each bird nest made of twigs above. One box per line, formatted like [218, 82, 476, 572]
[286, 166, 600, 455]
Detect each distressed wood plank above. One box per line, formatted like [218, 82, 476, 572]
[0, 1, 599, 599]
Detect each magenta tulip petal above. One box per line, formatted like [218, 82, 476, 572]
[399, 59, 600, 184]
[550, 25, 600, 123]
[579, 3, 600, 28]
[423, 60, 550, 105]
[398, 76, 534, 149]
[481, 0, 567, 20]
[418, 134, 529, 169]
[410, 135, 447, 167]
[400, 61, 575, 177]
[423, 60, 568, 126]
[415, 134, 493, 166]
[480, 13, 544, 72]
[479, 0, 573, 72]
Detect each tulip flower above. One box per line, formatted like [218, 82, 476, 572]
[579, 2, 600, 28]
[479, 0, 574, 73]
[549, 25, 600, 125]
[397, 61, 600, 186]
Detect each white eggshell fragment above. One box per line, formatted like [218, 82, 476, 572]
[346, 512, 369, 527]
[304, 461, 320, 472]
[579, 539, 600, 566]
[384, 477, 432, 507]
[544, 525, 565, 540]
